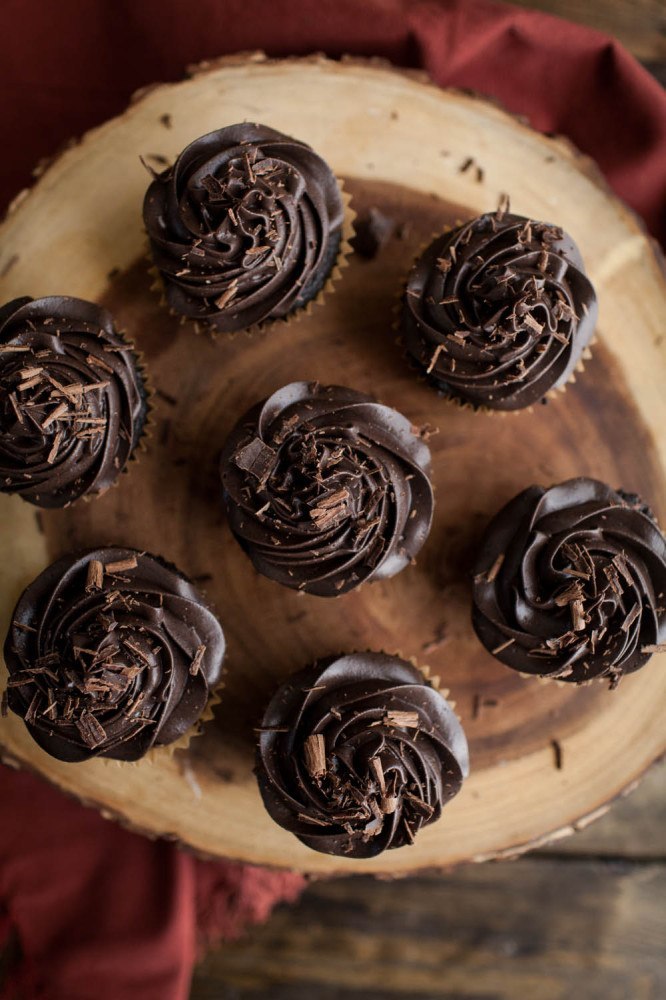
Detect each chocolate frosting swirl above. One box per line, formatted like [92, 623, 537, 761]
[4, 548, 225, 761]
[220, 382, 434, 596]
[472, 478, 666, 684]
[0, 296, 146, 507]
[143, 123, 345, 332]
[401, 211, 598, 410]
[256, 653, 469, 857]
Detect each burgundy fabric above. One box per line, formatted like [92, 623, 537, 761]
[0, 768, 303, 999]
[1, 0, 665, 243]
[1, 2, 664, 998]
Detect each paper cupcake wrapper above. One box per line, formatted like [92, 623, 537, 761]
[386, 648, 459, 718]
[519, 667, 601, 690]
[395, 226, 597, 418]
[146, 179, 355, 342]
[106, 680, 225, 769]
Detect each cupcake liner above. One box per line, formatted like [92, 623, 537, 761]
[146, 179, 355, 342]
[389, 648, 460, 717]
[395, 228, 597, 418]
[106, 677, 225, 769]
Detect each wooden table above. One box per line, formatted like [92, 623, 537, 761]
[192, 764, 665, 998]
[190, 5, 666, 998]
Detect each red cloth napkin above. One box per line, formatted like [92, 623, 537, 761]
[1, 2, 664, 998]
[0, 767, 303, 999]
[2, 0, 664, 243]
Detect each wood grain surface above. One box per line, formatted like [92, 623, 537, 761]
[193, 854, 666, 999]
[0, 57, 664, 878]
[187, 2, 666, 995]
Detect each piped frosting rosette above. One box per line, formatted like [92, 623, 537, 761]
[220, 382, 434, 596]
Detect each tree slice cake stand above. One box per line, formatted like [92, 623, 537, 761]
[0, 55, 664, 876]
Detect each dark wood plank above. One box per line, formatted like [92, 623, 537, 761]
[191, 858, 665, 999]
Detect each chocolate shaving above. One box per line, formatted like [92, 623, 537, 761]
[384, 710, 420, 728]
[621, 605, 640, 632]
[426, 343, 447, 375]
[24, 690, 41, 725]
[76, 711, 108, 749]
[86, 560, 104, 591]
[9, 393, 24, 424]
[551, 739, 563, 770]
[491, 637, 515, 654]
[40, 402, 69, 429]
[12, 620, 37, 633]
[105, 556, 138, 575]
[86, 353, 114, 375]
[233, 437, 277, 484]
[303, 734, 326, 778]
[485, 553, 504, 583]
[523, 313, 544, 335]
[189, 644, 206, 676]
[554, 581, 584, 607]
[613, 553, 635, 589]
[46, 430, 64, 464]
[297, 812, 329, 827]
[382, 794, 399, 815]
[403, 791, 434, 819]
[371, 756, 386, 795]
[496, 193, 511, 219]
[215, 279, 239, 310]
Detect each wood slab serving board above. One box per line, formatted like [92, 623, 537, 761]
[0, 55, 664, 875]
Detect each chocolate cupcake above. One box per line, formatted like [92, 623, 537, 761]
[400, 206, 597, 411]
[143, 123, 349, 334]
[0, 296, 147, 507]
[256, 653, 469, 858]
[220, 382, 434, 595]
[472, 478, 666, 685]
[3, 547, 225, 762]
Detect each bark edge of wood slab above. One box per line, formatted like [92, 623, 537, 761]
[1, 55, 665, 875]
